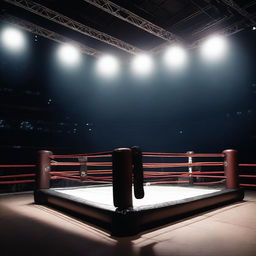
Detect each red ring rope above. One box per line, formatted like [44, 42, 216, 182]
[148, 181, 189, 184]
[0, 174, 35, 178]
[240, 183, 256, 187]
[193, 180, 225, 185]
[239, 164, 256, 167]
[143, 152, 224, 158]
[144, 171, 224, 175]
[51, 151, 112, 159]
[239, 175, 256, 178]
[144, 174, 226, 179]
[50, 162, 112, 166]
[143, 162, 224, 168]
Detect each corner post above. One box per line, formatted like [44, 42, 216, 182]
[131, 146, 144, 199]
[34, 150, 52, 204]
[112, 148, 133, 209]
[223, 149, 239, 189]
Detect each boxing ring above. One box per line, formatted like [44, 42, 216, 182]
[34, 148, 244, 236]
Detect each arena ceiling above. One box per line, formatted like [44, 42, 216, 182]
[1, 0, 256, 58]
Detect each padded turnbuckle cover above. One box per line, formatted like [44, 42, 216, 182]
[131, 146, 144, 199]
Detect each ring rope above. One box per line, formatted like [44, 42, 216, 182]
[51, 151, 112, 159]
[143, 152, 224, 158]
[2, 150, 256, 187]
[50, 162, 112, 167]
[0, 174, 35, 179]
[240, 183, 256, 187]
[239, 175, 256, 178]
[193, 180, 226, 185]
[239, 164, 256, 167]
[143, 162, 224, 168]
[144, 174, 226, 179]
[144, 171, 224, 175]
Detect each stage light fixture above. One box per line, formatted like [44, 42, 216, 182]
[200, 35, 228, 61]
[163, 45, 187, 68]
[96, 55, 119, 77]
[1, 27, 25, 52]
[131, 54, 154, 76]
[57, 44, 81, 66]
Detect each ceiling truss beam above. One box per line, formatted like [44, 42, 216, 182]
[4, 0, 144, 55]
[191, 18, 251, 48]
[81, 0, 182, 43]
[1, 14, 103, 57]
[220, 0, 256, 25]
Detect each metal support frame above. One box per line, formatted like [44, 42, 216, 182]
[81, 0, 182, 43]
[191, 18, 250, 48]
[4, 0, 143, 55]
[2, 0, 255, 56]
[191, 16, 230, 37]
[0, 14, 103, 57]
[220, 0, 256, 25]
[170, 5, 212, 31]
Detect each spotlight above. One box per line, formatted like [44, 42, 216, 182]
[57, 44, 80, 66]
[163, 45, 187, 68]
[96, 55, 119, 77]
[1, 27, 25, 52]
[200, 35, 228, 61]
[252, 26, 256, 31]
[131, 54, 154, 76]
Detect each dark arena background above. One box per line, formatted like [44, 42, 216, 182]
[1, 0, 256, 255]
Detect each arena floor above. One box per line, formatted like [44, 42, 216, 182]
[0, 190, 256, 256]
[54, 185, 221, 208]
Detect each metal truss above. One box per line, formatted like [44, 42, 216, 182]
[0, 14, 103, 57]
[170, 5, 212, 31]
[151, 16, 250, 53]
[191, 16, 230, 37]
[191, 19, 250, 48]
[149, 17, 229, 54]
[220, 20, 249, 35]
[244, 0, 256, 9]
[81, 0, 182, 43]
[220, 0, 256, 25]
[4, 0, 143, 55]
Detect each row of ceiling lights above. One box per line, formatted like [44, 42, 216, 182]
[1, 26, 230, 78]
